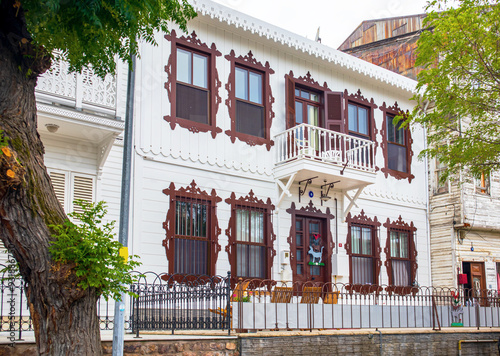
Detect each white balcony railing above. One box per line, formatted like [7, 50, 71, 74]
[36, 59, 117, 112]
[275, 124, 376, 172]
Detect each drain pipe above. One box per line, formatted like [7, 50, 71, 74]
[376, 328, 382, 356]
[458, 339, 497, 356]
[334, 197, 338, 254]
[369, 328, 383, 355]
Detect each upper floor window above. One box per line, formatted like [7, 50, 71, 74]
[345, 89, 377, 142]
[234, 66, 264, 138]
[435, 158, 448, 194]
[294, 87, 321, 127]
[285, 71, 343, 132]
[345, 210, 381, 293]
[348, 103, 369, 138]
[162, 180, 222, 276]
[384, 216, 418, 293]
[176, 48, 209, 124]
[225, 191, 275, 283]
[475, 171, 490, 195]
[380, 102, 415, 183]
[225, 50, 274, 150]
[386, 114, 407, 172]
[164, 30, 222, 138]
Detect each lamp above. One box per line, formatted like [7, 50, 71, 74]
[45, 124, 59, 133]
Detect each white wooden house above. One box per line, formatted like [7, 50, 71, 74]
[37, 0, 431, 291]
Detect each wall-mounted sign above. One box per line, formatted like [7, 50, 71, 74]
[308, 191, 314, 198]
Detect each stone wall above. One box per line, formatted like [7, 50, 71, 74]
[0, 339, 240, 356]
[0, 331, 498, 355]
[240, 332, 500, 356]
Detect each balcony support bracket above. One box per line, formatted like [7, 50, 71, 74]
[276, 172, 297, 209]
[343, 185, 368, 220]
[298, 176, 318, 203]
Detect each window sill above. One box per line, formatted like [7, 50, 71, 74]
[164, 115, 222, 139]
[381, 167, 415, 183]
[225, 129, 274, 151]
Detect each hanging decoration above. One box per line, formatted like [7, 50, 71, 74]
[308, 233, 324, 266]
[450, 291, 464, 327]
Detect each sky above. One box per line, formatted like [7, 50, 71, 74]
[212, 0, 430, 49]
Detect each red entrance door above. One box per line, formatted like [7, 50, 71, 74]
[293, 216, 328, 284]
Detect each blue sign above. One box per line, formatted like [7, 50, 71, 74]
[308, 191, 314, 198]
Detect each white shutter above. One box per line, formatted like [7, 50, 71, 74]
[49, 171, 67, 211]
[72, 175, 94, 214]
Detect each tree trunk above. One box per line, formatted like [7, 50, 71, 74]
[0, 1, 102, 354]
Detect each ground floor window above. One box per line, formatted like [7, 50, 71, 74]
[384, 216, 417, 290]
[162, 180, 222, 276]
[226, 191, 275, 282]
[345, 211, 381, 290]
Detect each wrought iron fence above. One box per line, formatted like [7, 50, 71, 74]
[0, 268, 231, 339]
[130, 272, 231, 336]
[231, 279, 500, 332]
[1, 267, 499, 338]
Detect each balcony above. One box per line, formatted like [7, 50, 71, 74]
[35, 59, 123, 171]
[274, 124, 377, 211]
[36, 59, 117, 115]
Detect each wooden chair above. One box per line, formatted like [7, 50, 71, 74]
[300, 286, 322, 304]
[209, 279, 251, 321]
[270, 286, 293, 303]
[323, 291, 339, 304]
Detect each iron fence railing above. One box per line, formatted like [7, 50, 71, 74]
[1, 268, 499, 338]
[0, 268, 231, 339]
[231, 279, 500, 332]
[130, 272, 231, 336]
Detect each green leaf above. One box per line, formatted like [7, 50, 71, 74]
[49, 200, 141, 299]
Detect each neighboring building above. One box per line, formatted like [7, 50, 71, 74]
[340, 14, 500, 292]
[38, 0, 431, 291]
[35, 59, 127, 226]
[338, 14, 426, 80]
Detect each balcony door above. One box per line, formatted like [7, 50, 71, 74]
[293, 216, 328, 284]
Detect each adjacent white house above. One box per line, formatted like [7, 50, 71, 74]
[38, 0, 431, 292]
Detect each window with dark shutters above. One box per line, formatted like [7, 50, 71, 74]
[162, 181, 222, 276]
[164, 30, 223, 139]
[379, 102, 415, 183]
[225, 50, 275, 151]
[325, 92, 344, 133]
[284, 71, 344, 133]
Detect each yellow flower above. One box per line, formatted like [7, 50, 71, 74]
[1, 147, 11, 157]
[6, 170, 15, 178]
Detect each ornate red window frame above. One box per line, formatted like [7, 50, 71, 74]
[162, 180, 222, 276]
[345, 89, 378, 143]
[225, 50, 275, 150]
[345, 210, 382, 294]
[164, 30, 223, 138]
[383, 216, 418, 295]
[225, 190, 276, 284]
[379, 102, 415, 182]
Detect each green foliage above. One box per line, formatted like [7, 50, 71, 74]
[408, 0, 500, 180]
[21, 0, 197, 77]
[49, 200, 141, 301]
